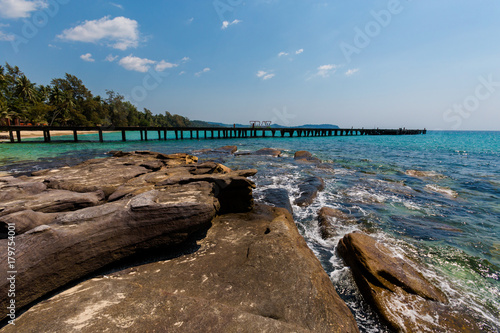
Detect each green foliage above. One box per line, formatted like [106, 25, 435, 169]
[0, 62, 210, 127]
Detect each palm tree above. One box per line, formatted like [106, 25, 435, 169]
[15, 75, 38, 104]
[49, 87, 74, 125]
[0, 98, 15, 126]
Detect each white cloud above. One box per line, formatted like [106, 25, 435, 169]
[179, 71, 186, 75]
[181, 56, 190, 63]
[105, 54, 118, 62]
[0, 0, 47, 19]
[58, 16, 139, 50]
[278, 52, 288, 57]
[316, 64, 338, 78]
[155, 60, 178, 72]
[221, 19, 241, 30]
[109, 2, 123, 9]
[0, 30, 15, 41]
[187, 17, 194, 24]
[195, 68, 210, 76]
[118, 55, 155, 72]
[257, 70, 275, 80]
[295, 48, 304, 55]
[80, 53, 95, 62]
[345, 68, 359, 76]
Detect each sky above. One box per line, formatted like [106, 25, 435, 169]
[1, 0, 499, 130]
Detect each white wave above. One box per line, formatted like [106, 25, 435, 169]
[425, 184, 458, 198]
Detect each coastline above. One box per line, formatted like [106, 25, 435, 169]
[0, 130, 117, 142]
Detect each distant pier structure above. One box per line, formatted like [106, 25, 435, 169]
[0, 126, 426, 143]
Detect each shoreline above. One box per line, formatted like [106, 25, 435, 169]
[0, 130, 117, 142]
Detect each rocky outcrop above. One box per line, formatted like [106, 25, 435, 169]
[317, 207, 356, 239]
[0, 151, 256, 321]
[193, 145, 238, 154]
[3, 205, 359, 333]
[261, 188, 293, 214]
[237, 148, 282, 157]
[338, 232, 480, 332]
[294, 176, 325, 206]
[294, 150, 321, 164]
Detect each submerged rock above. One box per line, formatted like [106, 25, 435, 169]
[3, 205, 359, 333]
[294, 150, 322, 164]
[237, 148, 282, 157]
[294, 176, 325, 206]
[261, 188, 293, 214]
[338, 232, 480, 332]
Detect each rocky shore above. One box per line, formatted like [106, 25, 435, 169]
[0, 149, 483, 332]
[0, 150, 357, 332]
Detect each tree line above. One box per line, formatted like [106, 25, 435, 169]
[0, 63, 204, 128]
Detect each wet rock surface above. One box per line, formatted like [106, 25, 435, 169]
[261, 188, 293, 214]
[338, 232, 481, 332]
[2, 205, 359, 333]
[294, 176, 325, 207]
[294, 150, 322, 164]
[317, 207, 356, 239]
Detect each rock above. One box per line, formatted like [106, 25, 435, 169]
[0, 189, 105, 217]
[338, 232, 480, 332]
[294, 176, 325, 206]
[0, 210, 58, 235]
[317, 207, 355, 239]
[405, 170, 446, 179]
[4, 205, 359, 333]
[294, 150, 322, 163]
[0, 151, 258, 321]
[237, 148, 281, 157]
[261, 188, 293, 214]
[0, 177, 46, 201]
[215, 145, 237, 154]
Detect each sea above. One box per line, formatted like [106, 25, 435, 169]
[0, 130, 499, 332]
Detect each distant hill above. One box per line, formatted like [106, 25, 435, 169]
[194, 121, 339, 129]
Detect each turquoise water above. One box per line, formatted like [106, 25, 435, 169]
[1, 131, 499, 331]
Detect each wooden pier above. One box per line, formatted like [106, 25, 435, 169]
[0, 126, 426, 143]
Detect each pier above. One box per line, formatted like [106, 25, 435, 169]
[0, 126, 426, 143]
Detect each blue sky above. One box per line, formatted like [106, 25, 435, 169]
[1, 0, 499, 130]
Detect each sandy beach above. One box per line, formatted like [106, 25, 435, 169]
[0, 130, 116, 142]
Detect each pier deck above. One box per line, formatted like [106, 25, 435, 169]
[0, 126, 426, 143]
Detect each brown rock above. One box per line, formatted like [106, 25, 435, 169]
[0, 183, 218, 319]
[238, 148, 281, 157]
[294, 150, 321, 163]
[294, 176, 325, 206]
[317, 207, 355, 239]
[0, 210, 58, 235]
[4, 205, 359, 333]
[338, 232, 481, 332]
[215, 145, 238, 154]
[0, 189, 104, 217]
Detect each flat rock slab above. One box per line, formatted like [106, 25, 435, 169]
[4, 205, 359, 333]
[338, 232, 481, 332]
[317, 207, 356, 239]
